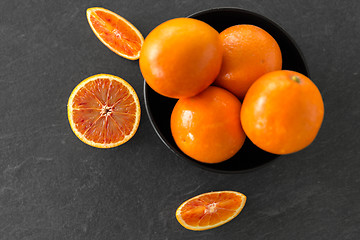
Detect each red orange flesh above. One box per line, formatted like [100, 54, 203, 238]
[176, 191, 246, 231]
[68, 74, 140, 148]
[87, 7, 144, 60]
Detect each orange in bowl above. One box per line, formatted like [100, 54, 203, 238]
[171, 86, 246, 163]
[140, 18, 223, 99]
[215, 24, 282, 99]
[241, 70, 324, 155]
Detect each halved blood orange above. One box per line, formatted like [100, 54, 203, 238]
[67, 74, 141, 148]
[86, 7, 144, 60]
[176, 191, 246, 231]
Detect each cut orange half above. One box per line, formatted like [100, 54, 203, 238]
[67, 74, 141, 148]
[86, 7, 144, 60]
[176, 191, 246, 231]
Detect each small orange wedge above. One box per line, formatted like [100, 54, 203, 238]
[67, 74, 141, 148]
[86, 7, 144, 60]
[176, 191, 246, 231]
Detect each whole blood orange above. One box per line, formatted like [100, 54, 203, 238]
[68, 74, 141, 148]
[176, 191, 246, 231]
[139, 18, 223, 99]
[241, 70, 324, 155]
[215, 24, 282, 99]
[171, 86, 246, 163]
[87, 7, 144, 60]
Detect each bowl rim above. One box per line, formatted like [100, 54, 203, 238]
[143, 7, 310, 174]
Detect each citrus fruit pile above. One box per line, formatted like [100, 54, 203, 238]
[140, 18, 324, 163]
[66, 7, 324, 231]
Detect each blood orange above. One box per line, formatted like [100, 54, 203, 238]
[215, 24, 282, 99]
[67, 74, 141, 148]
[86, 7, 144, 60]
[171, 86, 246, 163]
[139, 18, 222, 98]
[176, 191, 246, 231]
[241, 70, 324, 154]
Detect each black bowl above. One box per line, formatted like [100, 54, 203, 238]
[144, 8, 309, 173]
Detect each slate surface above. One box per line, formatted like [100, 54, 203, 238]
[0, 0, 359, 239]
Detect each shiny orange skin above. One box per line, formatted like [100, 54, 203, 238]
[215, 25, 282, 99]
[241, 70, 324, 155]
[171, 86, 246, 163]
[139, 18, 223, 99]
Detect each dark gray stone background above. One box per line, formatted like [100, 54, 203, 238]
[1, 0, 359, 239]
